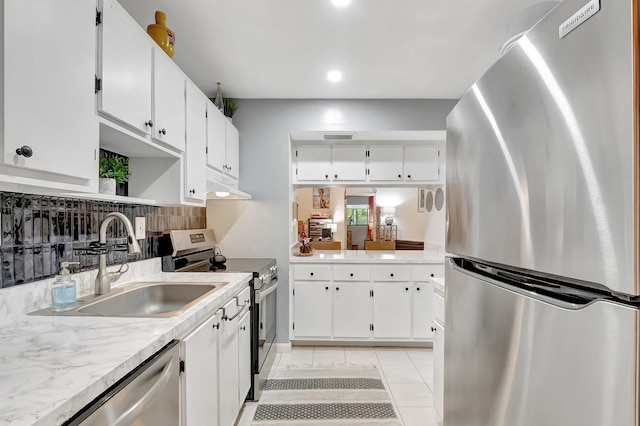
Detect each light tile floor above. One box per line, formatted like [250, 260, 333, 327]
[236, 346, 442, 426]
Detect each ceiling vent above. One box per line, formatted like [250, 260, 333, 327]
[324, 134, 354, 141]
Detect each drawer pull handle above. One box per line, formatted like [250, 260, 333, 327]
[350, 273, 354, 277]
[417, 287, 421, 291]
[325, 286, 329, 290]
[430, 273, 435, 277]
[431, 326, 437, 332]
[212, 323, 220, 330]
[336, 287, 340, 291]
[390, 273, 394, 277]
[405, 287, 409, 291]
[240, 326, 246, 331]
[310, 272, 314, 276]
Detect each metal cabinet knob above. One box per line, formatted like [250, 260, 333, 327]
[390, 273, 394, 277]
[145, 120, 154, 128]
[430, 273, 435, 277]
[240, 326, 246, 331]
[212, 323, 220, 329]
[310, 272, 314, 276]
[334, 174, 338, 178]
[398, 174, 402, 178]
[15, 146, 33, 158]
[350, 273, 354, 277]
[405, 287, 409, 291]
[325, 286, 329, 290]
[325, 174, 329, 179]
[336, 287, 340, 291]
[159, 128, 167, 135]
[417, 287, 421, 291]
[431, 326, 436, 332]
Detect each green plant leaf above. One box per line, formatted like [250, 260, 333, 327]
[98, 155, 131, 183]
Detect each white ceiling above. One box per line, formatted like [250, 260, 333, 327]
[118, 0, 545, 100]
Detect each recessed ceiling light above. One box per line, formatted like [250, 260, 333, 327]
[331, 0, 351, 7]
[327, 70, 342, 82]
[215, 191, 230, 198]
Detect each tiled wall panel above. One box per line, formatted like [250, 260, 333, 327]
[0, 192, 206, 288]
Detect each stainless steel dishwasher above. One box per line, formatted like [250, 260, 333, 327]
[63, 340, 180, 426]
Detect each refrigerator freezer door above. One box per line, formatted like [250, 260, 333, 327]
[446, 0, 638, 295]
[445, 259, 639, 426]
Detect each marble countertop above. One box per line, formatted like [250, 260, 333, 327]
[0, 268, 252, 426]
[290, 249, 445, 264]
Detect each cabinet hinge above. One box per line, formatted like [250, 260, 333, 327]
[95, 9, 102, 26]
[293, 289, 295, 296]
[366, 150, 370, 157]
[179, 360, 185, 374]
[293, 322, 295, 330]
[366, 169, 370, 176]
[205, 147, 208, 154]
[371, 324, 374, 331]
[295, 150, 298, 157]
[371, 289, 374, 297]
[295, 168, 298, 175]
[438, 149, 440, 157]
[94, 76, 102, 94]
[205, 110, 208, 118]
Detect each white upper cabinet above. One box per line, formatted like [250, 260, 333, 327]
[293, 139, 444, 185]
[152, 48, 186, 151]
[185, 81, 207, 201]
[225, 120, 240, 180]
[404, 144, 439, 182]
[98, 0, 153, 135]
[368, 145, 404, 181]
[296, 145, 332, 181]
[332, 145, 367, 181]
[207, 103, 240, 180]
[1, 0, 98, 184]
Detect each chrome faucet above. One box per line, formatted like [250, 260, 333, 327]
[95, 212, 141, 295]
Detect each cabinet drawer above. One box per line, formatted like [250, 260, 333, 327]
[237, 286, 251, 307]
[293, 264, 332, 281]
[333, 265, 371, 281]
[412, 264, 445, 281]
[373, 265, 410, 282]
[433, 292, 445, 324]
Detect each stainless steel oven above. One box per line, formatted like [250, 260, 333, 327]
[160, 229, 278, 401]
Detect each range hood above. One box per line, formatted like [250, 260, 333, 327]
[206, 177, 252, 200]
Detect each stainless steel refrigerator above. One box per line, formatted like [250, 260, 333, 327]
[445, 0, 640, 424]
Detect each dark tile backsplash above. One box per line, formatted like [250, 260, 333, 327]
[0, 192, 206, 288]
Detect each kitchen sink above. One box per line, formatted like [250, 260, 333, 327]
[30, 281, 228, 318]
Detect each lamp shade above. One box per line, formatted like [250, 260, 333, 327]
[382, 207, 396, 216]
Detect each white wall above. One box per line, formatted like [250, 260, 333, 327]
[206, 99, 457, 343]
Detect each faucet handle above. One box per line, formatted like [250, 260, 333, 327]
[108, 262, 130, 283]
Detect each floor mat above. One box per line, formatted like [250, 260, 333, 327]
[252, 367, 401, 426]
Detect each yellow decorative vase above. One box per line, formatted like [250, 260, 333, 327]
[147, 11, 175, 58]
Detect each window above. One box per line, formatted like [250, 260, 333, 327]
[346, 205, 369, 225]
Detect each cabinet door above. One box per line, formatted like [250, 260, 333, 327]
[4, 0, 97, 179]
[185, 81, 207, 201]
[99, 0, 152, 133]
[294, 283, 332, 337]
[368, 145, 403, 181]
[433, 319, 444, 419]
[404, 145, 439, 181]
[238, 311, 251, 404]
[152, 47, 185, 151]
[412, 283, 434, 339]
[225, 120, 239, 179]
[219, 299, 240, 426]
[206, 103, 226, 173]
[373, 284, 411, 338]
[332, 145, 366, 181]
[181, 311, 221, 426]
[296, 145, 331, 181]
[333, 284, 371, 338]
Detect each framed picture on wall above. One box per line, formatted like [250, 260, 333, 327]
[313, 187, 330, 209]
[418, 188, 427, 212]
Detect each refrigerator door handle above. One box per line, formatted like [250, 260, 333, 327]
[448, 257, 608, 310]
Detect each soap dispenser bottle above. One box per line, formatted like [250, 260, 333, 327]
[51, 261, 78, 312]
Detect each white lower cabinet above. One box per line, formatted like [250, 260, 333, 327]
[412, 283, 434, 339]
[181, 311, 222, 426]
[238, 311, 252, 404]
[433, 319, 444, 418]
[180, 285, 250, 426]
[294, 283, 332, 337]
[333, 284, 371, 338]
[373, 284, 411, 339]
[291, 263, 443, 342]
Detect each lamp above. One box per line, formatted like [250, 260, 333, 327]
[382, 207, 395, 225]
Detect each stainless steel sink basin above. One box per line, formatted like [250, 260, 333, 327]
[30, 281, 228, 318]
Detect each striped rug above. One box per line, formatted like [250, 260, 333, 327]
[252, 367, 401, 426]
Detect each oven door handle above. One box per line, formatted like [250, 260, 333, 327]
[257, 281, 278, 303]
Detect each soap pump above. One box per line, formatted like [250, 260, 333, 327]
[51, 261, 78, 312]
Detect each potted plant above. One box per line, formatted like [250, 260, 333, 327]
[99, 156, 131, 195]
[223, 97, 238, 120]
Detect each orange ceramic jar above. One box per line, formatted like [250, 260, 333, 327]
[147, 11, 175, 58]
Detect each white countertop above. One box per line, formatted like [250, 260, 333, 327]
[290, 249, 445, 264]
[0, 268, 252, 426]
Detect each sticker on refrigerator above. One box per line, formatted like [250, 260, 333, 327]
[559, 0, 600, 38]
